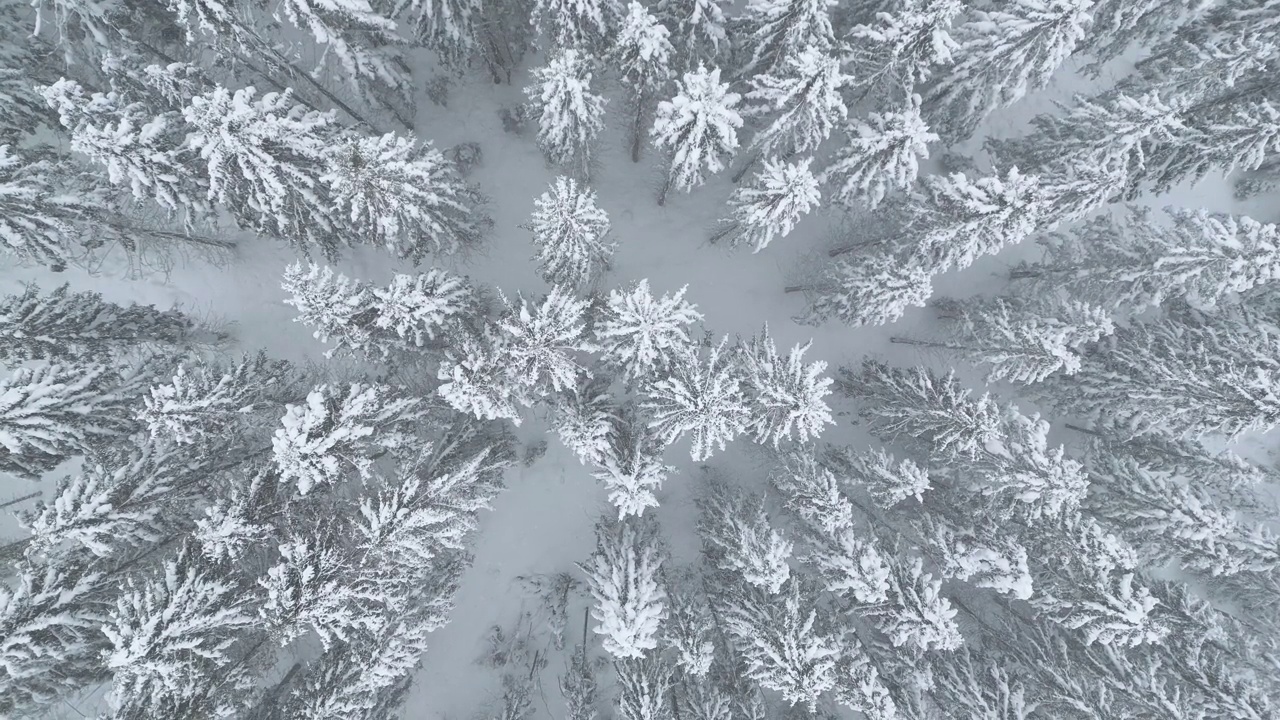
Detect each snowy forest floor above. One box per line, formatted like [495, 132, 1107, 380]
[1, 47, 1274, 720]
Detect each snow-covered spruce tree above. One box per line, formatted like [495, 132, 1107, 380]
[525, 176, 615, 289]
[657, 0, 728, 71]
[322, 133, 489, 260]
[283, 262, 474, 360]
[19, 442, 212, 559]
[400, 0, 481, 68]
[592, 407, 674, 518]
[532, 0, 617, 50]
[922, 0, 1094, 142]
[40, 78, 209, 227]
[138, 352, 302, 446]
[665, 581, 715, 676]
[825, 446, 931, 509]
[1086, 453, 1280, 578]
[526, 49, 609, 179]
[1011, 207, 1280, 312]
[498, 287, 598, 397]
[652, 65, 742, 204]
[1034, 314, 1280, 440]
[829, 167, 1047, 274]
[716, 576, 842, 709]
[716, 157, 820, 252]
[821, 94, 937, 209]
[1029, 514, 1169, 647]
[100, 549, 255, 718]
[0, 361, 150, 479]
[738, 48, 851, 170]
[917, 512, 1033, 599]
[0, 557, 115, 715]
[612, 2, 675, 162]
[272, 382, 425, 495]
[771, 452, 856, 535]
[596, 279, 703, 385]
[696, 478, 793, 593]
[797, 249, 934, 327]
[437, 328, 530, 424]
[615, 653, 674, 720]
[0, 282, 195, 365]
[643, 336, 749, 461]
[553, 376, 617, 465]
[892, 294, 1114, 384]
[732, 0, 838, 78]
[0, 145, 110, 266]
[579, 518, 668, 659]
[259, 530, 382, 648]
[737, 325, 835, 446]
[869, 554, 964, 652]
[846, 0, 963, 97]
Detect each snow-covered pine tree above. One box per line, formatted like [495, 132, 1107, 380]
[323, 133, 489, 260]
[612, 2, 675, 162]
[592, 407, 674, 518]
[615, 653, 674, 720]
[716, 576, 842, 708]
[651, 65, 742, 204]
[1035, 313, 1280, 440]
[643, 336, 749, 461]
[771, 452, 856, 535]
[893, 294, 1114, 384]
[797, 249, 934, 327]
[697, 478, 793, 593]
[1011, 207, 1280, 312]
[847, 0, 962, 96]
[796, 521, 891, 606]
[532, 0, 618, 50]
[0, 362, 150, 479]
[498, 287, 598, 396]
[821, 94, 936, 208]
[738, 48, 851, 169]
[272, 383, 424, 495]
[526, 49, 609, 179]
[525, 176, 615, 289]
[579, 518, 668, 659]
[732, 0, 838, 78]
[656, 0, 728, 71]
[717, 157, 820, 252]
[138, 352, 301, 446]
[922, 0, 1094, 142]
[870, 554, 963, 652]
[0, 145, 109, 266]
[736, 325, 835, 446]
[0, 282, 194, 365]
[101, 549, 255, 718]
[596, 279, 703, 385]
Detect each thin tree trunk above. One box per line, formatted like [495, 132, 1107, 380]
[0, 491, 40, 510]
[581, 606, 590, 649]
[889, 337, 967, 351]
[730, 151, 760, 184]
[1063, 422, 1104, 437]
[630, 96, 646, 164]
[1008, 268, 1042, 280]
[106, 219, 238, 251]
[784, 285, 813, 294]
[658, 174, 671, 207]
[829, 244, 858, 258]
[708, 221, 739, 245]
